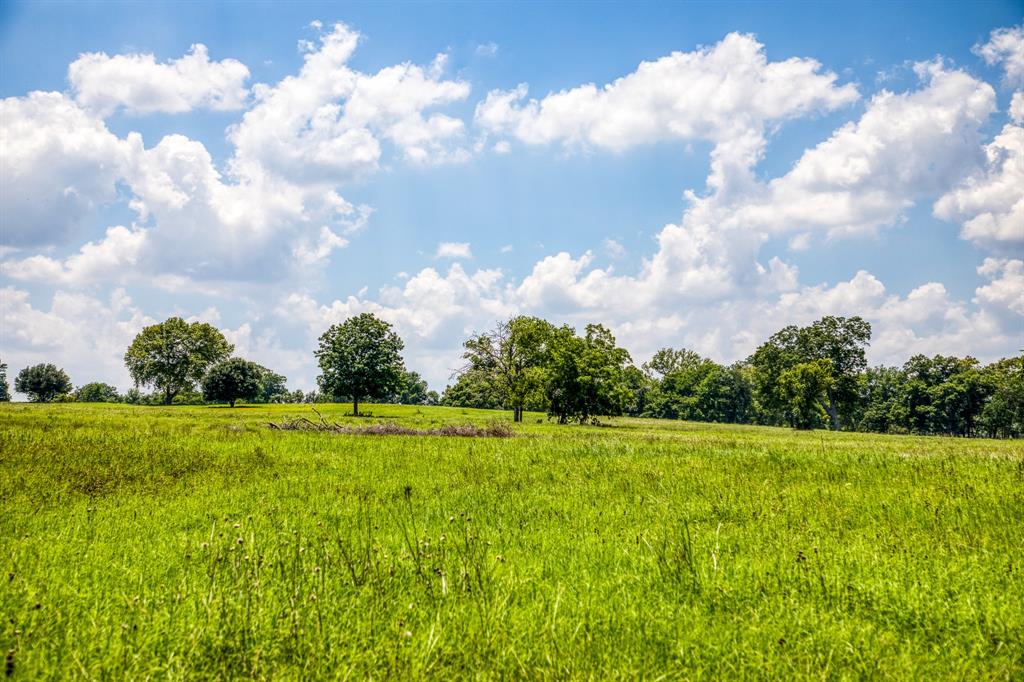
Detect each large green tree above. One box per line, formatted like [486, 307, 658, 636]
[545, 324, 633, 424]
[315, 313, 406, 415]
[124, 317, 233, 405]
[750, 316, 871, 430]
[440, 368, 505, 409]
[461, 316, 557, 422]
[253, 365, 289, 403]
[14, 363, 72, 402]
[202, 358, 264, 407]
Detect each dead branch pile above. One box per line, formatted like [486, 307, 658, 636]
[267, 409, 514, 438]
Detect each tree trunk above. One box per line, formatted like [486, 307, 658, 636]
[353, 396, 359, 416]
[164, 388, 174, 405]
[230, 399, 236, 407]
[513, 406, 522, 422]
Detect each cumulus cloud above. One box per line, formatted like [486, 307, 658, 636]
[0, 286, 154, 392]
[934, 122, 1024, 248]
[1011, 91, 1024, 124]
[229, 22, 471, 182]
[435, 241, 473, 259]
[0, 92, 131, 247]
[716, 62, 996, 240]
[2, 22, 465, 288]
[974, 24, 1024, 87]
[69, 44, 250, 116]
[475, 32, 857, 153]
[476, 42, 499, 57]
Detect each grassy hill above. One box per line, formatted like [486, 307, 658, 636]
[1, 403, 1022, 678]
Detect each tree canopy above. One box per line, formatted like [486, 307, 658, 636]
[749, 316, 871, 430]
[315, 313, 406, 415]
[461, 316, 557, 422]
[15, 364, 72, 402]
[201, 359, 264, 407]
[124, 317, 233, 405]
[75, 382, 120, 403]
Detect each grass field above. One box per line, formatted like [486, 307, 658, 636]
[1, 403, 1022, 679]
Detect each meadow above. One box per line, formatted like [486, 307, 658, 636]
[1, 403, 1022, 679]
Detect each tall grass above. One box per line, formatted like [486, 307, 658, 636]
[1, 402, 1022, 678]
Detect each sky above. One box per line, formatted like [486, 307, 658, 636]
[1, 1, 1022, 397]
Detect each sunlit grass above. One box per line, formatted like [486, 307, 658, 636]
[1, 402, 1022, 678]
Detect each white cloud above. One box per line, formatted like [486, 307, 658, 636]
[476, 42, 499, 57]
[934, 122, 1024, 247]
[0, 92, 131, 247]
[0, 286, 154, 393]
[974, 24, 1024, 87]
[603, 238, 625, 259]
[228, 23, 471, 182]
[475, 32, 857, 153]
[435, 241, 473, 259]
[711, 62, 996, 240]
[1011, 91, 1024, 124]
[69, 44, 250, 116]
[974, 258, 1024, 316]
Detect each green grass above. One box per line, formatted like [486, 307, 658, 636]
[1, 403, 1022, 679]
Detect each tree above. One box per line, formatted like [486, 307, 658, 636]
[0, 358, 10, 402]
[440, 368, 505, 409]
[254, 365, 288, 403]
[643, 348, 703, 378]
[749, 316, 871, 430]
[14, 364, 72, 402]
[75, 382, 120, 403]
[778, 359, 834, 429]
[460, 316, 557, 422]
[201, 359, 264, 407]
[124, 317, 233, 405]
[315, 313, 406, 415]
[545, 324, 633, 424]
[980, 355, 1024, 438]
[385, 370, 433, 405]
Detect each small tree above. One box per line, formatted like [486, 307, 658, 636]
[0, 358, 10, 401]
[124, 317, 233, 405]
[315, 313, 406, 415]
[202, 358, 263, 407]
[15, 363, 72, 402]
[75, 382, 121, 403]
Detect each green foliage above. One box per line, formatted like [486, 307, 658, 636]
[0, 358, 10, 401]
[460, 316, 557, 422]
[74, 382, 121, 403]
[253, 365, 289, 403]
[750, 316, 871, 430]
[779, 359, 834, 429]
[545, 324, 633, 424]
[202, 359, 265, 407]
[315, 313, 406, 415]
[14, 363, 73, 402]
[385, 370, 433, 405]
[0, 403, 1022, 678]
[980, 356, 1024, 438]
[441, 368, 505, 409]
[124, 317, 233, 405]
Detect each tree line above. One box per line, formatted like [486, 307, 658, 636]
[1, 312, 1020, 437]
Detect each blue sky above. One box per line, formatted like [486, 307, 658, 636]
[1, 1, 1022, 395]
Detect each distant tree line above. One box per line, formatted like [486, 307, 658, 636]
[1, 312, 1020, 438]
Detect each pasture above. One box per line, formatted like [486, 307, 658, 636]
[1, 403, 1022, 679]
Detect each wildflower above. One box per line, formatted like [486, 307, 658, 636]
[402, 630, 413, 639]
